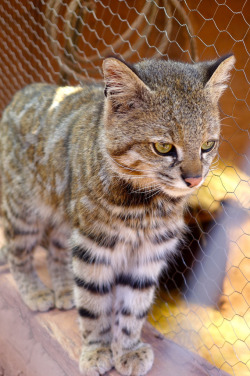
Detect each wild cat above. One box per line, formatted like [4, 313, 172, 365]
[0, 54, 235, 376]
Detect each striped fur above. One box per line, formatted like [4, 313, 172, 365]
[0, 55, 234, 376]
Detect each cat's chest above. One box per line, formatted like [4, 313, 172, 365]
[73, 194, 185, 270]
[107, 208, 184, 269]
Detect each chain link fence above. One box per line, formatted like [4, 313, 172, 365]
[0, 1, 249, 375]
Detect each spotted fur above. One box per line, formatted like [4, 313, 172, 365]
[0, 55, 235, 376]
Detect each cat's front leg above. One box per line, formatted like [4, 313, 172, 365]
[72, 244, 115, 376]
[112, 272, 158, 376]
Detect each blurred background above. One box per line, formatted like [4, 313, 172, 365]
[0, 1, 249, 375]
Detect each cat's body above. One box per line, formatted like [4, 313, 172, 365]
[0, 56, 235, 376]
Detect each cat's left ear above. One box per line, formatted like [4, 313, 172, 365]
[204, 54, 235, 102]
[102, 57, 150, 106]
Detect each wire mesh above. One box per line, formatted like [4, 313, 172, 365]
[0, 1, 249, 375]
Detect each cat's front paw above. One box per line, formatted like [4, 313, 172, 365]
[55, 287, 74, 310]
[22, 288, 55, 312]
[0, 245, 8, 265]
[79, 346, 113, 376]
[114, 343, 154, 376]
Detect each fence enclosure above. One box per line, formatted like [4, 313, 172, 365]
[0, 1, 249, 375]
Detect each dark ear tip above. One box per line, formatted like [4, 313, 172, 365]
[206, 53, 235, 82]
[102, 55, 127, 69]
[219, 53, 234, 61]
[103, 55, 121, 65]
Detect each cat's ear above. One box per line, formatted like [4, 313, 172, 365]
[204, 54, 235, 102]
[102, 57, 150, 105]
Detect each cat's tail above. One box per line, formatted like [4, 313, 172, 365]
[0, 245, 8, 265]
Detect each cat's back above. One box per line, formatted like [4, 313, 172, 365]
[0, 82, 104, 214]
[1, 84, 56, 134]
[1, 83, 103, 140]
[0, 82, 104, 175]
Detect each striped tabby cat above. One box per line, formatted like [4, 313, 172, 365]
[0, 55, 235, 376]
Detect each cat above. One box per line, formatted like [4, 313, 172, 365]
[0, 54, 235, 376]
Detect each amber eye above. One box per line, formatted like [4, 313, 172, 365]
[201, 141, 215, 153]
[153, 142, 173, 155]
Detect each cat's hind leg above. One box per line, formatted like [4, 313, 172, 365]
[2, 196, 55, 311]
[46, 223, 74, 310]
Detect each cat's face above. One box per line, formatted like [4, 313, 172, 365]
[102, 56, 235, 198]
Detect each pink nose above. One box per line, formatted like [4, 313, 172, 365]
[184, 176, 202, 188]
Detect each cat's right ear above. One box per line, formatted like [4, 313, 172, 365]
[102, 58, 150, 106]
[204, 54, 235, 102]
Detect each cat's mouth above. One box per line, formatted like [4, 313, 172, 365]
[160, 182, 203, 198]
[157, 171, 205, 197]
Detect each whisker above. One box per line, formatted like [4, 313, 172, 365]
[130, 185, 162, 195]
[209, 166, 219, 172]
[142, 187, 162, 200]
[220, 115, 237, 121]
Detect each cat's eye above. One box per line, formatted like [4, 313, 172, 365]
[201, 140, 215, 153]
[153, 142, 173, 156]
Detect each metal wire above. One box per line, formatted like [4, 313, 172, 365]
[43, 0, 198, 82]
[0, 1, 249, 375]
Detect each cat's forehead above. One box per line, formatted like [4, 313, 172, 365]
[135, 59, 205, 91]
[133, 60, 219, 140]
[139, 92, 219, 145]
[145, 114, 211, 146]
[136, 59, 211, 119]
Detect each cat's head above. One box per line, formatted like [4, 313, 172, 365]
[102, 55, 235, 198]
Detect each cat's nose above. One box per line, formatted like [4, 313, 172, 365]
[182, 175, 202, 188]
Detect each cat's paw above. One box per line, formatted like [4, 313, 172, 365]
[79, 346, 113, 376]
[114, 343, 154, 376]
[0, 245, 8, 265]
[22, 288, 55, 312]
[55, 288, 74, 310]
